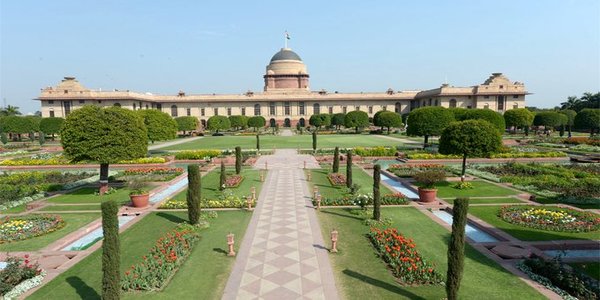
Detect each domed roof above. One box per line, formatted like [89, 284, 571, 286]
[270, 48, 302, 62]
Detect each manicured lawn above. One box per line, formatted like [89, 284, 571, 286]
[468, 206, 600, 241]
[417, 180, 520, 198]
[38, 204, 102, 212]
[1, 204, 27, 214]
[47, 187, 133, 205]
[317, 207, 545, 299]
[0, 213, 100, 251]
[451, 197, 525, 204]
[162, 134, 399, 151]
[309, 166, 392, 199]
[533, 196, 600, 210]
[569, 262, 600, 281]
[169, 168, 262, 202]
[29, 210, 252, 300]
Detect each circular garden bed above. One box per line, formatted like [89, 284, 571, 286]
[0, 214, 66, 243]
[498, 206, 600, 233]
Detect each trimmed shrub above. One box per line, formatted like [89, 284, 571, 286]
[446, 198, 469, 300]
[346, 150, 353, 188]
[235, 146, 242, 174]
[373, 164, 381, 221]
[101, 200, 120, 300]
[332, 146, 340, 173]
[219, 161, 226, 191]
[187, 164, 201, 225]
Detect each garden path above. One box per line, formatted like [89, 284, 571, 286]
[147, 136, 203, 150]
[223, 149, 338, 300]
[280, 128, 294, 136]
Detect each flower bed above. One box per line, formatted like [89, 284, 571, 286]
[120, 167, 184, 182]
[563, 137, 600, 146]
[174, 150, 222, 160]
[121, 223, 200, 292]
[406, 153, 461, 160]
[117, 157, 166, 164]
[0, 215, 66, 243]
[498, 206, 600, 233]
[225, 175, 243, 188]
[0, 154, 167, 165]
[353, 146, 397, 157]
[367, 227, 443, 285]
[313, 193, 409, 206]
[489, 151, 567, 158]
[387, 164, 446, 177]
[517, 257, 599, 300]
[0, 255, 46, 298]
[159, 193, 247, 209]
[327, 173, 347, 186]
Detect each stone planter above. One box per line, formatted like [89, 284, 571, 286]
[130, 193, 150, 208]
[418, 188, 437, 203]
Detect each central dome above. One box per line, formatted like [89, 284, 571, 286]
[270, 48, 302, 62]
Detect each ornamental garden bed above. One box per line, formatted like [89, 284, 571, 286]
[498, 206, 600, 233]
[0, 153, 169, 166]
[387, 163, 450, 178]
[28, 211, 252, 300]
[309, 167, 392, 200]
[224, 175, 243, 188]
[316, 207, 545, 299]
[472, 162, 600, 206]
[117, 167, 184, 182]
[313, 193, 409, 207]
[327, 173, 347, 186]
[0, 214, 65, 244]
[468, 205, 600, 241]
[0, 255, 46, 299]
[368, 227, 443, 285]
[413, 180, 519, 198]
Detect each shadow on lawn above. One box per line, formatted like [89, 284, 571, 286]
[342, 269, 426, 300]
[320, 209, 364, 221]
[156, 212, 187, 224]
[213, 248, 229, 255]
[66, 276, 100, 300]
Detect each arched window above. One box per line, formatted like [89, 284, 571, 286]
[395, 102, 401, 113]
[171, 105, 178, 117]
[449, 99, 457, 108]
[299, 118, 305, 127]
[200, 119, 206, 129]
[113, 103, 121, 107]
[254, 104, 261, 116]
[133, 103, 136, 110]
[269, 118, 276, 127]
[313, 103, 320, 114]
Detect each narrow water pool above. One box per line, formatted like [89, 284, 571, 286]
[432, 210, 499, 243]
[380, 174, 419, 199]
[61, 216, 136, 251]
[543, 249, 600, 258]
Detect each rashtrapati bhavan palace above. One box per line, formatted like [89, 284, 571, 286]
[37, 48, 527, 128]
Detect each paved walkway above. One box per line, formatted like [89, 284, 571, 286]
[223, 150, 338, 300]
[280, 129, 294, 136]
[148, 136, 203, 150]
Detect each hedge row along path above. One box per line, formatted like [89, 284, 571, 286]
[223, 149, 339, 299]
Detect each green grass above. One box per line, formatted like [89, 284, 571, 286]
[28, 210, 252, 300]
[38, 204, 102, 212]
[417, 180, 520, 198]
[569, 262, 600, 281]
[162, 134, 399, 151]
[47, 187, 132, 205]
[532, 196, 600, 210]
[468, 205, 600, 241]
[309, 166, 392, 199]
[1, 203, 27, 214]
[0, 213, 100, 251]
[448, 197, 526, 204]
[317, 207, 545, 299]
[169, 168, 262, 202]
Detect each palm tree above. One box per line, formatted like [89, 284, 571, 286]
[560, 96, 580, 110]
[0, 105, 21, 116]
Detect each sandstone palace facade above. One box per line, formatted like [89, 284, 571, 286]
[37, 48, 528, 128]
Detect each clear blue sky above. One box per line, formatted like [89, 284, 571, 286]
[1, 0, 598, 114]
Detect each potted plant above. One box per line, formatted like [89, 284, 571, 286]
[128, 180, 149, 207]
[413, 170, 446, 203]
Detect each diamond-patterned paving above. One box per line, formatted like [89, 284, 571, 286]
[223, 150, 338, 300]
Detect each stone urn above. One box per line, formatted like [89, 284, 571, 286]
[418, 188, 438, 203]
[130, 193, 149, 208]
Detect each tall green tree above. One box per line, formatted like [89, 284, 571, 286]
[39, 117, 65, 140]
[101, 200, 120, 300]
[235, 146, 242, 174]
[219, 160, 226, 191]
[344, 111, 369, 133]
[463, 109, 505, 133]
[503, 108, 534, 134]
[533, 111, 566, 133]
[207, 115, 231, 133]
[137, 110, 177, 143]
[377, 111, 403, 134]
[560, 110, 577, 137]
[187, 164, 201, 224]
[332, 146, 340, 173]
[38, 132, 46, 146]
[373, 164, 381, 221]
[373, 110, 386, 132]
[309, 114, 331, 129]
[446, 198, 469, 300]
[331, 113, 346, 130]
[574, 108, 600, 136]
[448, 108, 469, 121]
[1, 116, 32, 140]
[439, 120, 502, 178]
[256, 134, 260, 152]
[229, 115, 249, 130]
[247, 116, 266, 131]
[0, 105, 21, 116]
[346, 149, 353, 188]
[312, 130, 317, 152]
[175, 116, 199, 135]
[0, 132, 7, 145]
[406, 107, 455, 148]
[61, 105, 148, 194]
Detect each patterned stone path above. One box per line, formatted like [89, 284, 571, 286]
[223, 150, 338, 300]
